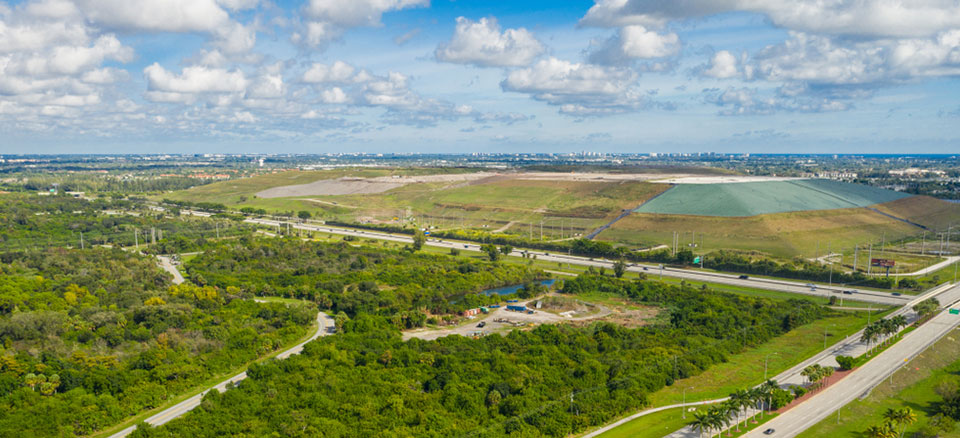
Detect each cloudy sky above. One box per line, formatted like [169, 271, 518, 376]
[2, 0, 960, 154]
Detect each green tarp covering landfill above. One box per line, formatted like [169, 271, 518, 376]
[635, 179, 911, 217]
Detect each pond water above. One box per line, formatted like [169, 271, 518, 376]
[481, 279, 556, 296]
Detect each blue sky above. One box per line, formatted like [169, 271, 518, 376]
[1, 0, 959, 154]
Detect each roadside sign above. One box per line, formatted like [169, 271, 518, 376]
[949, 309, 959, 315]
[693, 256, 701, 264]
[871, 258, 895, 267]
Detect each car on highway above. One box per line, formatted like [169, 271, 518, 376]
[763, 428, 775, 435]
[843, 290, 855, 294]
[892, 292, 902, 296]
[464, 244, 469, 248]
[477, 322, 486, 328]
[738, 275, 749, 279]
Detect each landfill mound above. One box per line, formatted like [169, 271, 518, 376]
[634, 179, 911, 217]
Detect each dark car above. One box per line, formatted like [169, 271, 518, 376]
[892, 292, 902, 296]
[843, 290, 854, 295]
[477, 322, 486, 328]
[763, 428, 775, 435]
[738, 275, 749, 279]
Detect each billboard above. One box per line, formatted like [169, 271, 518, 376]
[871, 258, 895, 268]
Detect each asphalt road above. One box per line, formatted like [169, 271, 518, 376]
[244, 217, 911, 306]
[109, 311, 334, 438]
[156, 255, 185, 285]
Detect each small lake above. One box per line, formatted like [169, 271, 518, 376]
[481, 279, 556, 296]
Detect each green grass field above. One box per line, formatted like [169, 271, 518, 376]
[588, 406, 706, 438]
[797, 327, 960, 438]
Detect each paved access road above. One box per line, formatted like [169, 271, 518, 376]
[243, 217, 911, 306]
[740, 284, 960, 438]
[109, 311, 334, 438]
[156, 255, 185, 285]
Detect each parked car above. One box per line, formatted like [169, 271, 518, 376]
[477, 322, 486, 328]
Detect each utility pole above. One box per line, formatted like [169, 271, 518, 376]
[867, 244, 873, 275]
[921, 231, 926, 255]
[947, 225, 953, 255]
[540, 221, 543, 241]
[134, 230, 139, 249]
[880, 232, 886, 256]
[216, 222, 220, 239]
[816, 240, 820, 261]
[80, 232, 84, 249]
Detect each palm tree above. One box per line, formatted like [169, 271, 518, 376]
[893, 315, 907, 330]
[690, 411, 713, 438]
[861, 324, 878, 355]
[865, 422, 896, 438]
[760, 380, 779, 415]
[883, 407, 917, 438]
[801, 365, 816, 386]
[707, 406, 726, 438]
[722, 401, 739, 436]
[730, 389, 750, 432]
[749, 388, 764, 423]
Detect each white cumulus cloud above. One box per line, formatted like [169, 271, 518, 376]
[299, 0, 428, 47]
[435, 17, 544, 67]
[501, 57, 658, 115]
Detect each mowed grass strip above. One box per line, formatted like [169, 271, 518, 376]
[797, 327, 960, 438]
[590, 406, 713, 438]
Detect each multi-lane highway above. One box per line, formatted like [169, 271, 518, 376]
[109, 311, 334, 438]
[243, 217, 911, 306]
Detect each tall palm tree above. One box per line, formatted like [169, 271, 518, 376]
[861, 324, 878, 355]
[801, 365, 816, 386]
[707, 406, 726, 438]
[892, 315, 907, 332]
[761, 380, 779, 415]
[730, 389, 750, 431]
[865, 422, 896, 438]
[690, 411, 713, 438]
[722, 401, 739, 436]
[884, 407, 917, 438]
[749, 388, 764, 423]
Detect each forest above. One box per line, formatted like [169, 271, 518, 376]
[184, 237, 545, 329]
[0, 193, 249, 253]
[0, 244, 314, 436]
[130, 275, 825, 438]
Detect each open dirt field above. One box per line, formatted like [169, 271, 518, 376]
[254, 171, 720, 199]
[255, 173, 499, 198]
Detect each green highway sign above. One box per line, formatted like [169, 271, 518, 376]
[949, 309, 959, 315]
[693, 256, 700, 264]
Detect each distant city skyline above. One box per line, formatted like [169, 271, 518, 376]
[2, 0, 960, 153]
